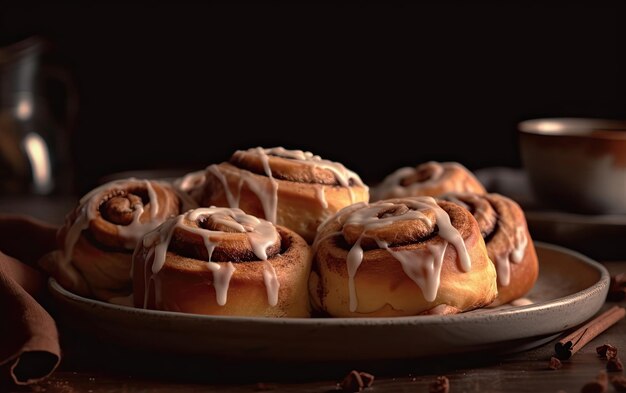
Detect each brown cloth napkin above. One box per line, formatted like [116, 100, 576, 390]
[0, 215, 60, 385]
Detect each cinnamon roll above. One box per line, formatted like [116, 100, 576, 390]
[41, 179, 191, 302]
[372, 161, 486, 201]
[133, 207, 312, 317]
[440, 192, 538, 306]
[310, 196, 497, 317]
[172, 169, 206, 203]
[198, 147, 369, 243]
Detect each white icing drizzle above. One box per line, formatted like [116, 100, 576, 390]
[261, 147, 365, 188]
[340, 197, 471, 312]
[140, 207, 280, 308]
[205, 262, 236, 306]
[373, 162, 480, 200]
[210, 147, 367, 223]
[262, 260, 280, 306]
[252, 147, 279, 223]
[385, 242, 448, 303]
[208, 164, 239, 207]
[494, 222, 529, 287]
[315, 185, 328, 209]
[510, 297, 533, 307]
[346, 236, 364, 312]
[511, 226, 528, 263]
[442, 193, 528, 288]
[60, 179, 165, 267]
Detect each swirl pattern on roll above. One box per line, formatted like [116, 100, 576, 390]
[372, 161, 486, 201]
[41, 179, 189, 302]
[440, 192, 538, 306]
[133, 207, 312, 317]
[310, 196, 497, 317]
[199, 147, 369, 242]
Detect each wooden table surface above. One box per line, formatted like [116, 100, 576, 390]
[2, 197, 625, 393]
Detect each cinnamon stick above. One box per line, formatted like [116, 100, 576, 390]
[555, 306, 626, 360]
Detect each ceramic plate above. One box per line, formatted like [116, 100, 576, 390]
[49, 242, 609, 361]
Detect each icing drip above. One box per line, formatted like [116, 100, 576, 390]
[210, 147, 366, 223]
[261, 147, 365, 188]
[262, 260, 280, 306]
[346, 237, 364, 312]
[442, 193, 529, 288]
[315, 185, 328, 209]
[61, 179, 165, 266]
[208, 164, 239, 207]
[252, 147, 279, 223]
[510, 297, 533, 306]
[140, 207, 280, 308]
[206, 262, 236, 306]
[341, 197, 471, 312]
[385, 242, 448, 302]
[511, 226, 528, 263]
[115, 181, 160, 248]
[494, 222, 529, 286]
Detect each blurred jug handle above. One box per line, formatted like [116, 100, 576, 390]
[42, 64, 79, 134]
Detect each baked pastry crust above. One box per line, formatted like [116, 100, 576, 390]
[372, 161, 485, 201]
[133, 207, 312, 317]
[41, 179, 187, 302]
[199, 147, 369, 243]
[441, 192, 538, 306]
[310, 197, 497, 317]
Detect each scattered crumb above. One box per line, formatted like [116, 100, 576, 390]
[596, 344, 618, 359]
[549, 356, 562, 370]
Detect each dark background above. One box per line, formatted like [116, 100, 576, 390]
[2, 2, 626, 194]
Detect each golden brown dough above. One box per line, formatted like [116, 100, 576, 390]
[440, 192, 538, 306]
[40, 179, 190, 302]
[310, 196, 497, 317]
[133, 207, 312, 317]
[372, 161, 485, 201]
[198, 147, 369, 243]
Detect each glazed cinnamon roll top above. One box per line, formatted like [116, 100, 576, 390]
[200, 146, 369, 242]
[144, 207, 281, 268]
[372, 161, 486, 201]
[230, 147, 364, 187]
[39, 178, 190, 301]
[138, 207, 284, 307]
[314, 197, 481, 312]
[60, 178, 187, 263]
